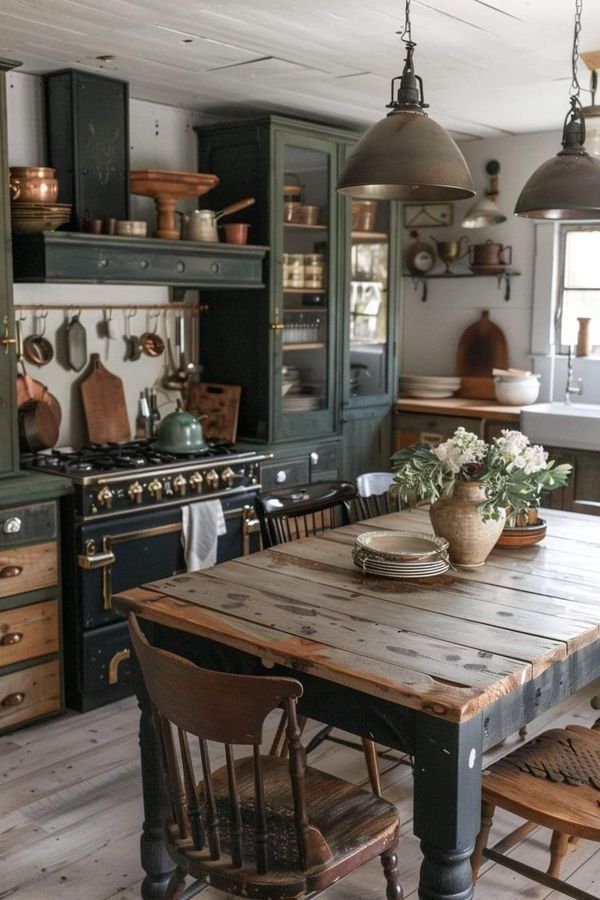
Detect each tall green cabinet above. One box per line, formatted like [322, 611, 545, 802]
[195, 115, 400, 481]
[0, 60, 20, 477]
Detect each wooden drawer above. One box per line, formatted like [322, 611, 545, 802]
[0, 660, 60, 730]
[310, 442, 341, 480]
[0, 502, 56, 547]
[0, 600, 59, 666]
[0, 542, 57, 599]
[260, 457, 309, 490]
[393, 412, 481, 451]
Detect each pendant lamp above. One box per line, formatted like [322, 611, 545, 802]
[515, 0, 600, 220]
[461, 160, 507, 229]
[337, 0, 474, 201]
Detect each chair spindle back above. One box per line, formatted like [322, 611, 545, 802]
[129, 614, 329, 875]
[257, 481, 357, 548]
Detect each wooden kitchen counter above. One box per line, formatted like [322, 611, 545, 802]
[395, 397, 521, 422]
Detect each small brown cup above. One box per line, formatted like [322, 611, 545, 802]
[222, 222, 250, 245]
[102, 217, 116, 235]
[84, 218, 103, 234]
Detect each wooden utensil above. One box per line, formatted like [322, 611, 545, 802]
[185, 382, 241, 443]
[456, 310, 508, 400]
[80, 353, 131, 444]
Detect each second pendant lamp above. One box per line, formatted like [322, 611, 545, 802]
[337, 0, 474, 201]
[515, 0, 600, 220]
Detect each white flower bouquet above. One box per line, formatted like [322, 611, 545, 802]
[391, 427, 572, 523]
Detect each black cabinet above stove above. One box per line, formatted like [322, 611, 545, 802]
[12, 231, 268, 289]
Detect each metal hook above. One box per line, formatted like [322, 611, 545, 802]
[150, 310, 160, 333]
[35, 309, 48, 337]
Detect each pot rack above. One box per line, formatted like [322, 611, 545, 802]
[14, 303, 208, 313]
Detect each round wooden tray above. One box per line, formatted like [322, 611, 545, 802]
[496, 518, 546, 547]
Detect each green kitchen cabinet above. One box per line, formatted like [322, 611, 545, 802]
[195, 115, 400, 478]
[0, 60, 21, 478]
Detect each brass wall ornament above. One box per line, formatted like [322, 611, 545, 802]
[515, 0, 600, 220]
[337, 0, 474, 202]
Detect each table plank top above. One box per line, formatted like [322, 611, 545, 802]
[114, 508, 600, 724]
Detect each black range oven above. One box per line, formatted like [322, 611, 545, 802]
[23, 441, 271, 711]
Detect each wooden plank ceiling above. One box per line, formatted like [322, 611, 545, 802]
[1, 0, 599, 138]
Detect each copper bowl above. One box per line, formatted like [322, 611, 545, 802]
[10, 167, 58, 203]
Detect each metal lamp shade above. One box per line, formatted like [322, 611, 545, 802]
[515, 147, 600, 219]
[461, 195, 506, 228]
[337, 108, 475, 201]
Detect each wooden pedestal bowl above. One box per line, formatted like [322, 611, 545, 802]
[496, 518, 547, 548]
[130, 170, 219, 240]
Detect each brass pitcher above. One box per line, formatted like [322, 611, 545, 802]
[432, 235, 469, 273]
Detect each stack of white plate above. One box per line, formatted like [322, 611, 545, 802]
[352, 530, 450, 579]
[400, 374, 461, 399]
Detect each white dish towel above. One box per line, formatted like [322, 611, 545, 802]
[181, 500, 227, 571]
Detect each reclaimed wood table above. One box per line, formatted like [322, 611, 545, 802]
[114, 507, 600, 900]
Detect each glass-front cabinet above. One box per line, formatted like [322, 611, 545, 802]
[195, 116, 400, 475]
[275, 134, 338, 440]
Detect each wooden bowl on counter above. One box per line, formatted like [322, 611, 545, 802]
[496, 518, 547, 547]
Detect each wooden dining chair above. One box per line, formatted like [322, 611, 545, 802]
[354, 472, 400, 520]
[128, 614, 403, 900]
[255, 480, 386, 792]
[256, 481, 357, 548]
[472, 724, 600, 898]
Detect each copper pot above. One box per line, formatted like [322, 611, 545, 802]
[10, 167, 58, 203]
[469, 240, 512, 268]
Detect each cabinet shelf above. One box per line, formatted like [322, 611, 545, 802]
[404, 270, 521, 302]
[283, 306, 328, 313]
[282, 342, 326, 351]
[352, 231, 388, 241]
[284, 223, 327, 231]
[283, 288, 326, 295]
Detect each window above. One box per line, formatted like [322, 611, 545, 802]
[558, 226, 600, 353]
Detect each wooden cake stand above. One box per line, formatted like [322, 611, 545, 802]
[130, 169, 220, 240]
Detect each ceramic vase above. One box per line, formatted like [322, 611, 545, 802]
[429, 481, 505, 567]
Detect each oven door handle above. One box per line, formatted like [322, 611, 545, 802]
[77, 536, 115, 610]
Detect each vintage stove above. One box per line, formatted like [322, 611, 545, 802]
[22, 441, 272, 711]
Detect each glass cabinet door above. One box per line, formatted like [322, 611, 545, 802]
[345, 197, 392, 404]
[273, 133, 338, 440]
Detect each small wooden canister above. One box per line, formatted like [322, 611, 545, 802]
[576, 317, 592, 357]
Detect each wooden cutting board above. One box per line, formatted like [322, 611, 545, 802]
[80, 353, 131, 444]
[456, 310, 508, 399]
[185, 382, 241, 443]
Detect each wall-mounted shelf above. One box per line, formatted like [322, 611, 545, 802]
[404, 270, 521, 302]
[12, 231, 269, 289]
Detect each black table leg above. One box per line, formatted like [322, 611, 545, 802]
[413, 712, 483, 900]
[131, 646, 175, 899]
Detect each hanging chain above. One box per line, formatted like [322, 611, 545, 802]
[400, 0, 412, 46]
[570, 0, 583, 99]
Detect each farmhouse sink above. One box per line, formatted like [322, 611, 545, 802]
[521, 402, 600, 451]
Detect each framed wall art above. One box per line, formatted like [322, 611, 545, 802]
[403, 202, 454, 228]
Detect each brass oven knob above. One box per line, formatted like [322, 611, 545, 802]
[173, 474, 187, 496]
[127, 481, 144, 504]
[221, 466, 235, 487]
[189, 471, 203, 493]
[148, 478, 163, 501]
[205, 469, 219, 490]
[97, 486, 114, 508]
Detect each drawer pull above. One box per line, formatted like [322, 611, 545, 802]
[276, 470, 287, 484]
[3, 516, 21, 534]
[1, 632, 23, 646]
[1, 692, 25, 708]
[108, 648, 131, 685]
[0, 565, 23, 579]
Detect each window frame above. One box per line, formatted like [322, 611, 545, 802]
[556, 223, 600, 355]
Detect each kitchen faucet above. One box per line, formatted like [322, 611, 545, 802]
[565, 345, 583, 404]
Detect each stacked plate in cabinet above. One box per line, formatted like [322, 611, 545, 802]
[400, 374, 461, 399]
[352, 530, 450, 579]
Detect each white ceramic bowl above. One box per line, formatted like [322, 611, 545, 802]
[494, 376, 540, 406]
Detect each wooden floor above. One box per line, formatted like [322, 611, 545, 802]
[2, 682, 600, 899]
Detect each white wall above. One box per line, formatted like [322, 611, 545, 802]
[7, 71, 208, 448]
[400, 129, 561, 377]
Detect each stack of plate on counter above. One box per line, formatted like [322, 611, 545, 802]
[400, 374, 461, 399]
[352, 530, 450, 579]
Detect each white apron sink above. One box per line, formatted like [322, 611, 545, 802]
[521, 402, 600, 451]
